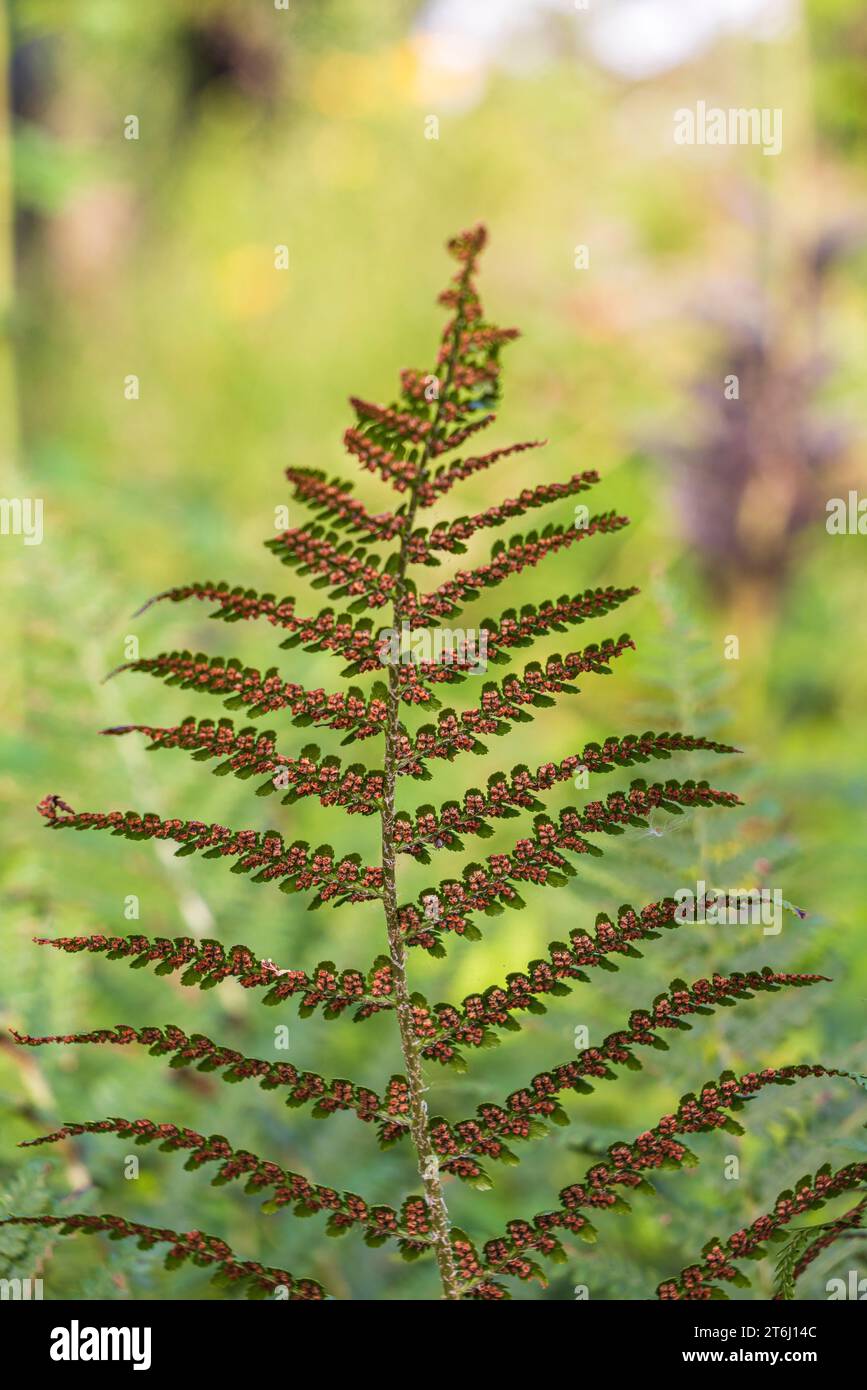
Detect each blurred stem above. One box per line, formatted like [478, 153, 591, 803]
[725, 577, 781, 741]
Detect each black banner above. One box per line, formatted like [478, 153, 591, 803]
[1, 1295, 861, 1376]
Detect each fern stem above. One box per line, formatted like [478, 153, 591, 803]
[379, 801, 460, 1298]
[378, 257, 474, 1300]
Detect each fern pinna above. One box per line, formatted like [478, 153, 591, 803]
[6, 225, 865, 1302]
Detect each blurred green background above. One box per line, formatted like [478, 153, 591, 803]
[1, 0, 866, 1300]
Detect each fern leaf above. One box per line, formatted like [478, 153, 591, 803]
[657, 1163, 867, 1300]
[408, 514, 630, 624]
[265, 526, 396, 611]
[481, 586, 639, 656]
[400, 636, 636, 773]
[0, 1214, 324, 1298]
[132, 580, 383, 669]
[107, 649, 399, 733]
[394, 762, 740, 860]
[420, 976, 830, 1177]
[24, 223, 862, 1303]
[18, 1119, 440, 1261]
[407, 473, 601, 561]
[372, 584, 640, 679]
[774, 1194, 867, 1298]
[416, 894, 741, 1062]
[285, 467, 406, 544]
[103, 720, 385, 814]
[479, 1068, 861, 1274]
[415, 439, 546, 508]
[11, 1027, 396, 1126]
[31, 933, 398, 1019]
[338, 224, 516, 504]
[397, 784, 740, 949]
[37, 796, 383, 905]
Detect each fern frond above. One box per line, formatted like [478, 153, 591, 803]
[285, 468, 406, 544]
[400, 636, 636, 773]
[773, 1194, 867, 1299]
[10, 1026, 397, 1127]
[133, 580, 381, 669]
[418, 975, 829, 1179]
[103, 720, 384, 814]
[37, 797, 384, 906]
[32, 932, 398, 1019]
[397, 783, 740, 948]
[25, 224, 860, 1302]
[0, 1214, 325, 1299]
[657, 1163, 867, 1300]
[107, 650, 399, 732]
[18, 1118, 442, 1257]
[406, 473, 600, 561]
[407, 514, 630, 623]
[395, 769, 740, 862]
[479, 1068, 860, 1275]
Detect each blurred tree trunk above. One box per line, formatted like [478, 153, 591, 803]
[0, 4, 22, 726]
